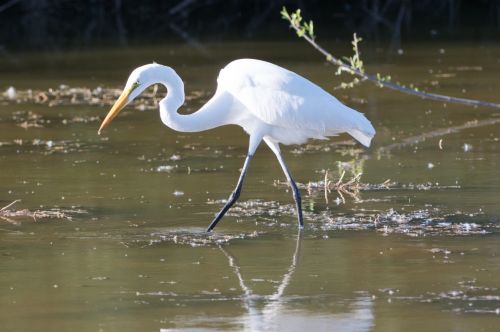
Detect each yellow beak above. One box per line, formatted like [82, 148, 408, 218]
[98, 88, 130, 135]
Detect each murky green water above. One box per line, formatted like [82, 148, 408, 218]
[1, 41, 500, 331]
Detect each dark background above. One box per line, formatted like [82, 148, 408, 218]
[1, 0, 499, 51]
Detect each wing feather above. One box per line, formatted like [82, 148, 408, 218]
[218, 59, 375, 146]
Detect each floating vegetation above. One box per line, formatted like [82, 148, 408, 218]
[289, 140, 357, 154]
[377, 278, 500, 315]
[4, 110, 101, 130]
[12, 110, 46, 129]
[210, 199, 297, 220]
[366, 209, 488, 237]
[156, 165, 176, 172]
[317, 207, 491, 236]
[62, 115, 101, 124]
[143, 229, 261, 247]
[302, 178, 461, 193]
[205, 198, 494, 237]
[142, 163, 224, 174]
[275, 170, 460, 206]
[1, 85, 208, 109]
[0, 200, 87, 224]
[0, 137, 102, 154]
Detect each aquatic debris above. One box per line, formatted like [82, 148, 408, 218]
[289, 139, 357, 154]
[61, 116, 101, 124]
[376, 278, 500, 314]
[156, 165, 176, 172]
[0, 85, 209, 109]
[4, 86, 16, 100]
[143, 163, 222, 174]
[276, 173, 460, 204]
[206, 198, 492, 236]
[275, 171, 368, 204]
[7, 110, 100, 129]
[379, 288, 399, 295]
[222, 199, 297, 219]
[12, 111, 45, 129]
[89, 276, 110, 281]
[169, 154, 182, 161]
[316, 208, 493, 236]
[275, 170, 460, 206]
[0, 138, 102, 155]
[135, 291, 178, 297]
[427, 248, 452, 255]
[0, 200, 87, 224]
[448, 66, 483, 72]
[144, 229, 261, 247]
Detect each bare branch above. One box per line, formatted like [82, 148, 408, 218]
[281, 7, 500, 110]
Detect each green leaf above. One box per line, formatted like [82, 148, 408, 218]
[280, 6, 290, 20]
[309, 20, 315, 38]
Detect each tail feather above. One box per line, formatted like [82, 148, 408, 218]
[348, 128, 375, 147]
[340, 106, 375, 147]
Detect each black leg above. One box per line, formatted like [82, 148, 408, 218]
[265, 139, 304, 228]
[206, 155, 253, 232]
[288, 176, 304, 228]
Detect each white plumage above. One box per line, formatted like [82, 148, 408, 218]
[217, 59, 375, 146]
[98, 59, 376, 231]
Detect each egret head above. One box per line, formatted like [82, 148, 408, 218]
[98, 63, 164, 135]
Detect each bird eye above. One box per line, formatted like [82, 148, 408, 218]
[130, 81, 140, 91]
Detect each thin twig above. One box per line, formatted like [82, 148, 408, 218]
[0, 199, 20, 212]
[282, 7, 500, 110]
[324, 170, 329, 204]
[335, 170, 345, 187]
[340, 173, 362, 189]
[337, 190, 346, 204]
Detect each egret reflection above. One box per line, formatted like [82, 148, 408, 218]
[218, 231, 374, 332]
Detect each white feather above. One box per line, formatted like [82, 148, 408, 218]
[217, 59, 375, 146]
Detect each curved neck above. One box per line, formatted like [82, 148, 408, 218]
[157, 68, 230, 133]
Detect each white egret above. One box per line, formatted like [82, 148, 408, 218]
[98, 59, 375, 231]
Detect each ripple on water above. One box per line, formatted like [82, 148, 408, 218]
[139, 228, 262, 247]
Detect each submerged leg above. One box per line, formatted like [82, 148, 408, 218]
[206, 155, 253, 232]
[207, 134, 262, 232]
[265, 139, 304, 228]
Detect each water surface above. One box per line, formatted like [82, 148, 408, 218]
[1, 41, 499, 331]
